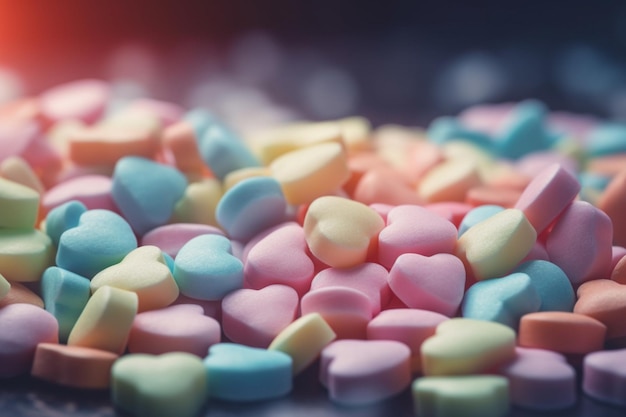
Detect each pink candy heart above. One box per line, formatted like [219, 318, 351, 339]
[500, 347, 576, 410]
[221, 284, 299, 348]
[128, 304, 221, 357]
[378, 205, 457, 270]
[320, 339, 411, 405]
[388, 253, 466, 316]
[0, 304, 59, 377]
[244, 222, 314, 296]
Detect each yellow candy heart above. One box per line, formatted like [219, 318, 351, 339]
[91, 245, 179, 312]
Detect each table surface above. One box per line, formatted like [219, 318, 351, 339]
[2, 361, 626, 417]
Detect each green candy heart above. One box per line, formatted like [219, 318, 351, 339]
[111, 352, 208, 417]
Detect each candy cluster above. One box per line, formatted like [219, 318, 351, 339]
[1, 79, 626, 417]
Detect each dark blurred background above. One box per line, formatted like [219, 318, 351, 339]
[1, 0, 625, 128]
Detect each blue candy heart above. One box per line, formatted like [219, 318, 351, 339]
[204, 343, 292, 402]
[462, 272, 541, 329]
[55, 209, 138, 278]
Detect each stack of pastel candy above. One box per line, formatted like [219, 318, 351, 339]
[2, 80, 626, 417]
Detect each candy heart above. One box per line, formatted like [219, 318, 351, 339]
[0, 303, 59, 377]
[311, 262, 390, 316]
[499, 347, 576, 410]
[173, 234, 244, 301]
[41, 266, 91, 342]
[269, 313, 336, 375]
[417, 158, 482, 203]
[171, 179, 223, 226]
[301, 286, 373, 339]
[319, 339, 411, 405]
[513, 260, 575, 312]
[574, 279, 626, 340]
[128, 304, 220, 356]
[583, 348, 626, 407]
[514, 163, 581, 234]
[112, 352, 207, 417]
[42, 174, 116, 214]
[91, 245, 179, 312]
[367, 308, 449, 372]
[598, 169, 626, 247]
[111, 156, 188, 235]
[221, 285, 299, 348]
[518, 311, 606, 356]
[44, 200, 87, 246]
[496, 100, 554, 159]
[196, 120, 261, 181]
[204, 343, 292, 401]
[244, 222, 314, 296]
[389, 253, 466, 317]
[456, 208, 536, 281]
[215, 176, 287, 242]
[0, 176, 40, 229]
[412, 375, 509, 417]
[546, 201, 613, 287]
[303, 196, 384, 268]
[141, 223, 225, 259]
[378, 205, 457, 270]
[462, 272, 541, 329]
[55, 209, 137, 278]
[68, 286, 138, 354]
[32, 343, 119, 389]
[0, 156, 45, 195]
[458, 204, 505, 237]
[421, 318, 516, 376]
[0, 228, 54, 282]
[270, 141, 350, 205]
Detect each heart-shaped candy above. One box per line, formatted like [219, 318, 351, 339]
[389, 253, 466, 317]
[221, 284, 298, 348]
[204, 343, 292, 401]
[367, 308, 449, 372]
[499, 347, 576, 410]
[112, 352, 207, 417]
[518, 311, 606, 356]
[55, 209, 137, 278]
[456, 208, 536, 281]
[421, 318, 516, 376]
[269, 313, 336, 375]
[215, 176, 287, 242]
[91, 245, 179, 312]
[39, 79, 109, 124]
[0, 176, 40, 229]
[270, 141, 350, 205]
[574, 279, 626, 340]
[0, 281, 43, 308]
[111, 156, 188, 235]
[462, 272, 541, 329]
[128, 304, 220, 356]
[0, 303, 59, 377]
[301, 286, 373, 339]
[42, 174, 116, 214]
[0, 228, 54, 282]
[311, 262, 390, 315]
[319, 339, 411, 405]
[41, 266, 91, 342]
[583, 348, 626, 407]
[412, 375, 509, 417]
[32, 343, 118, 389]
[513, 260, 575, 312]
[68, 286, 138, 354]
[244, 222, 314, 296]
[173, 234, 243, 301]
[304, 196, 384, 268]
[141, 223, 224, 259]
[378, 205, 457, 270]
[546, 201, 613, 287]
[44, 200, 87, 246]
